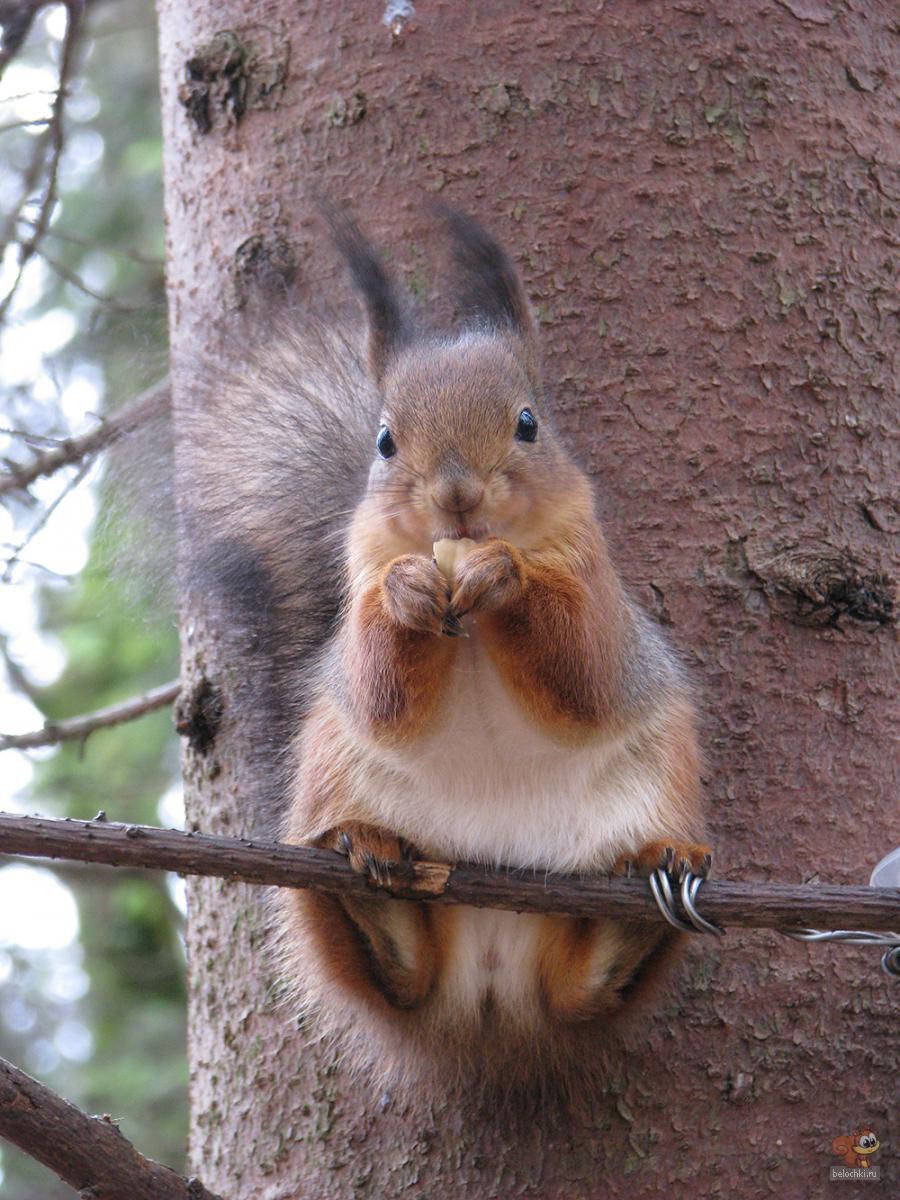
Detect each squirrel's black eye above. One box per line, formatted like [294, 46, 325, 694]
[515, 408, 538, 443]
[376, 425, 396, 459]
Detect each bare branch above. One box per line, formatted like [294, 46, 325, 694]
[2, 455, 91, 582]
[0, 812, 898, 931]
[0, 377, 167, 499]
[0, 0, 85, 324]
[37, 247, 146, 309]
[0, 1054, 222, 1200]
[0, 123, 52, 257]
[34, 221, 166, 266]
[0, 680, 180, 751]
[0, 1, 41, 78]
[0, 116, 51, 133]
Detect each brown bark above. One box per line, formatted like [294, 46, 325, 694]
[0, 1056, 221, 1200]
[155, 1, 898, 1197]
[2, 813, 899, 931]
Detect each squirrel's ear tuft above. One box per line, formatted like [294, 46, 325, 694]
[325, 207, 407, 384]
[435, 204, 541, 390]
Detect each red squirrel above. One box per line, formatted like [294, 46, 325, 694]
[180, 209, 710, 1097]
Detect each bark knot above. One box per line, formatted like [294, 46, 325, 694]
[745, 541, 895, 629]
[174, 676, 224, 755]
[179, 28, 289, 135]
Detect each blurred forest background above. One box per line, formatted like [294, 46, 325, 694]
[0, 3, 183, 1196]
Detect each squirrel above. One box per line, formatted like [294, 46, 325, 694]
[831, 1130, 880, 1168]
[176, 207, 710, 1099]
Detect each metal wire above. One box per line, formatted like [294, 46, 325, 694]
[648, 868, 695, 932]
[782, 929, 900, 946]
[646, 868, 899, 978]
[680, 872, 724, 936]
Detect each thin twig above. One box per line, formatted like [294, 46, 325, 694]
[0, 813, 898, 931]
[0, 0, 85, 324]
[0, 1054, 223, 1200]
[37, 247, 146, 309]
[0, 632, 42, 703]
[0, 377, 167, 498]
[0, 680, 181, 751]
[0, 87, 59, 102]
[0, 1, 41, 78]
[0, 426, 69, 445]
[2, 455, 91, 581]
[32, 221, 166, 266]
[0, 116, 51, 133]
[0, 122, 51, 257]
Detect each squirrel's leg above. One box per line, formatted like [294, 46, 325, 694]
[611, 839, 712, 879]
[537, 917, 674, 1020]
[319, 817, 449, 1007]
[317, 824, 441, 1008]
[342, 556, 457, 736]
[281, 812, 442, 1010]
[448, 539, 625, 731]
[539, 835, 711, 1021]
[537, 842, 712, 1021]
[537, 837, 711, 1021]
[283, 888, 440, 1011]
[283, 679, 449, 1012]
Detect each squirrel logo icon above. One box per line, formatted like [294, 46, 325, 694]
[831, 1129, 880, 1169]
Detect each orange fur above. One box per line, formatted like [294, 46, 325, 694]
[472, 537, 629, 739]
[342, 580, 456, 739]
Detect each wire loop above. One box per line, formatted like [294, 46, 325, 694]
[680, 872, 725, 936]
[648, 868, 724, 935]
[646, 870, 898, 979]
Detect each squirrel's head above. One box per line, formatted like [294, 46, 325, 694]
[853, 1131, 880, 1156]
[330, 206, 586, 551]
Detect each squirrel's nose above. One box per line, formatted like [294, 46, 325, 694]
[431, 475, 484, 515]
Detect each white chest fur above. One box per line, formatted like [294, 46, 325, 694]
[363, 624, 667, 874]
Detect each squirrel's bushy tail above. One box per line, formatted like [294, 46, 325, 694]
[173, 317, 379, 830]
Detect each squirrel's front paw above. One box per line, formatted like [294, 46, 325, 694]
[613, 839, 712, 880]
[449, 538, 525, 617]
[382, 554, 449, 636]
[319, 822, 414, 888]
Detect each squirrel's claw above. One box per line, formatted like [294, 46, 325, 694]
[612, 840, 713, 880]
[320, 823, 412, 889]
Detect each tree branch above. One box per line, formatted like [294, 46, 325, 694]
[0, 813, 897, 931]
[0, 378, 167, 499]
[0, 1, 41, 78]
[0, 680, 180, 751]
[0, 0, 85, 324]
[2, 456, 92, 582]
[0, 1055, 222, 1200]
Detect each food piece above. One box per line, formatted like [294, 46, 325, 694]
[432, 537, 477, 587]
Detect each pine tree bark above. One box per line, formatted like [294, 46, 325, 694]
[156, 2, 898, 1196]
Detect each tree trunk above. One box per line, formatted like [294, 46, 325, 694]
[156, 1, 898, 1196]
